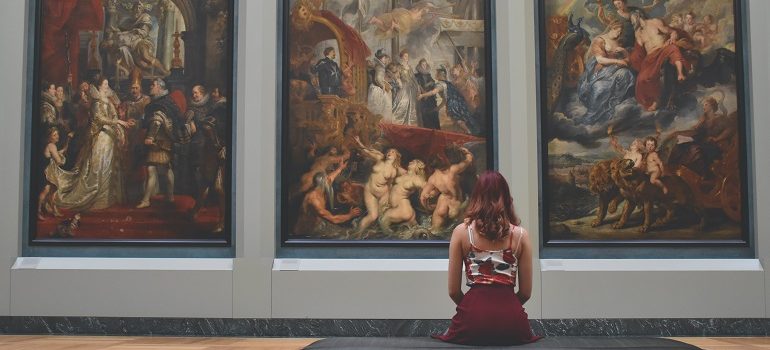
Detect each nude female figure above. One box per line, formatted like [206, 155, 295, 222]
[380, 159, 427, 234]
[354, 136, 405, 237]
[420, 146, 473, 232]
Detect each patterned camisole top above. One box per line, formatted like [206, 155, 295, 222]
[464, 223, 523, 287]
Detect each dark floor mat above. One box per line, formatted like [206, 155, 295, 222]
[304, 336, 701, 349]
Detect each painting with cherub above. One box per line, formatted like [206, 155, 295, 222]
[537, 0, 749, 244]
[28, 0, 235, 245]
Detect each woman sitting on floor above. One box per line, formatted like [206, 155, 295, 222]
[433, 170, 541, 346]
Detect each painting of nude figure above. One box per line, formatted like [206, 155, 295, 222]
[28, 0, 234, 245]
[281, 0, 495, 243]
[538, 0, 750, 245]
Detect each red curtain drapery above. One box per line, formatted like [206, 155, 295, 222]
[40, 0, 104, 88]
[379, 123, 484, 163]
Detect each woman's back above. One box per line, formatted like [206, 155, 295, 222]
[433, 171, 540, 346]
[463, 222, 523, 287]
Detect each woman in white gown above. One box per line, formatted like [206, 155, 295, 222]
[391, 51, 419, 126]
[367, 51, 393, 122]
[53, 78, 132, 212]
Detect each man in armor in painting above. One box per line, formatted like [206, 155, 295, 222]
[313, 47, 342, 96]
[137, 79, 180, 209]
[184, 85, 227, 232]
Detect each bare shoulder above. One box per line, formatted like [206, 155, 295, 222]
[509, 226, 530, 259]
[450, 222, 469, 243]
[306, 192, 323, 207]
[516, 226, 533, 246]
[649, 18, 666, 26]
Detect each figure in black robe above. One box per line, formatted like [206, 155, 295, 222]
[313, 48, 342, 96]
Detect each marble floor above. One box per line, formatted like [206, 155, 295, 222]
[0, 335, 768, 349]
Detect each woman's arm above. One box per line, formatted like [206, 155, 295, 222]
[93, 101, 130, 128]
[516, 229, 533, 305]
[359, 146, 384, 161]
[449, 147, 474, 174]
[354, 136, 384, 160]
[609, 135, 625, 155]
[419, 181, 437, 209]
[447, 225, 466, 305]
[92, 102, 118, 126]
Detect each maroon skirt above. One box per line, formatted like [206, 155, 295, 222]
[432, 284, 541, 346]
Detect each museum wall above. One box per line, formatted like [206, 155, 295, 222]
[0, 0, 768, 319]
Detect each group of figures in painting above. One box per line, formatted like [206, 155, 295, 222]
[28, 0, 748, 245]
[286, 0, 490, 240]
[33, 0, 232, 241]
[544, 0, 744, 240]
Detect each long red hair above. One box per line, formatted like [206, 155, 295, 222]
[464, 171, 520, 240]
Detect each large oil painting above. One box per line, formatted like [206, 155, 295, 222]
[29, 0, 234, 245]
[281, 0, 494, 243]
[538, 0, 749, 244]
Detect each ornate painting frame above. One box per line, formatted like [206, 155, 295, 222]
[25, 0, 236, 248]
[278, 0, 498, 247]
[535, 0, 752, 249]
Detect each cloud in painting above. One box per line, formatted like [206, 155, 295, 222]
[549, 81, 739, 151]
[323, 0, 481, 68]
[548, 91, 694, 148]
[663, 0, 735, 48]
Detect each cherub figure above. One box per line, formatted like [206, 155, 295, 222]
[369, 1, 441, 39]
[38, 127, 70, 220]
[643, 136, 668, 194]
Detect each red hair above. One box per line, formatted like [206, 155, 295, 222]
[464, 171, 520, 240]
